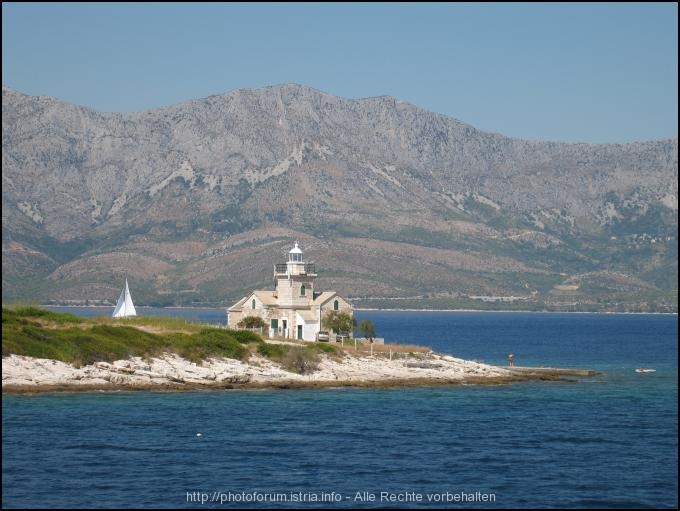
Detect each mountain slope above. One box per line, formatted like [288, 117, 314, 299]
[2, 84, 677, 311]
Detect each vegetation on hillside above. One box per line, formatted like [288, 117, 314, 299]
[2, 306, 254, 367]
[1, 306, 342, 374]
[3, 85, 676, 313]
[257, 341, 338, 374]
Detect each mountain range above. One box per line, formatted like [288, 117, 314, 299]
[2, 84, 677, 312]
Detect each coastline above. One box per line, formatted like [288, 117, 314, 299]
[354, 308, 678, 315]
[2, 352, 598, 394]
[40, 305, 678, 315]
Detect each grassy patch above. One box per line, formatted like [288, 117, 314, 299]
[230, 330, 264, 344]
[257, 342, 290, 359]
[308, 342, 337, 354]
[3, 306, 85, 326]
[256, 341, 334, 373]
[339, 340, 430, 357]
[2, 306, 355, 371]
[2, 322, 164, 367]
[167, 331, 249, 364]
[2, 306, 255, 366]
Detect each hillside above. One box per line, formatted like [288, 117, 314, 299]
[2, 84, 677, 311]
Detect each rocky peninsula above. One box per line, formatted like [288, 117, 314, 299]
[2, 350, 596, 393]
[2, 306, 597, 393]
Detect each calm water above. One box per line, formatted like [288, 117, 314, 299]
[3, 309, 678, 508]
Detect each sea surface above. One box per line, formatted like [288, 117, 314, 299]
[3, 309, 678, 508]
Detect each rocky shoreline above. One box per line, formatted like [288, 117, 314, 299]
[2, 352, 598, 393]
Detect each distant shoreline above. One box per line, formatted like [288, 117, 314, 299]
[39, 305, 677, 315]
[40, 305, 223, 309]
[354, 308, 678, 315]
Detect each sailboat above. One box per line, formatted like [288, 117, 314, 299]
[112, 278, 137, 318]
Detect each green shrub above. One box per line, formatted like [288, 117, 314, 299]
[257, 342, 289, 359]
[237, 316, 267, 328]
[280, 346, 320, 374]
[231, 329, 263, 344]
[2, 307, 84, 330]
[308, 342, 337, 354]
[195, 328, 237, 344]
[173, 330, 248, 363]
[12, 306, 84, 324]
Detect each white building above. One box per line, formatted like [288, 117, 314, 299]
[227, 242, 353, 341]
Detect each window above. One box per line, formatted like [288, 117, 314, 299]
[251, 299, 256, 310]
[334, 300, 339, 311]
[300, 285, 306, 296]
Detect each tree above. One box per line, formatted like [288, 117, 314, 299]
[321, 311, 356, 334]
[237, 316, 267, 329]
[359, 320, 376, 342]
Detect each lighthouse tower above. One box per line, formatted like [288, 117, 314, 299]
[274, 242, 316, 308]
[227, 240, 353, 341]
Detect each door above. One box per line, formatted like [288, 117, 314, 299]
[297, 325, 303, 340]
[270, 318, 278, 337]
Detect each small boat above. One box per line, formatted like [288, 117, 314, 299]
[635, 368, 656, 373]
[112, 278, 137, 318]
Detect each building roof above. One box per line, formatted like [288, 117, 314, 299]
[228, 296, 248, 311]
[289, 242, 303, 254]
[313, 291, 337, 305]
[228, 291, 279, 311]
[296, 310, 318, 322]
[253, 290, 278, 306]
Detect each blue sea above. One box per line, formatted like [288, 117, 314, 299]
[3, 309, 678, 508]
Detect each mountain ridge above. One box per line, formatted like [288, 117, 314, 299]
[2, 84, 677, 311]
[5, 83, 676, 144]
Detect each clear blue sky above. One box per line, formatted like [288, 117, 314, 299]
[2, 2, 677, 143]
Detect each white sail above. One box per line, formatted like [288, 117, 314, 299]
[112, 278, 137, 318]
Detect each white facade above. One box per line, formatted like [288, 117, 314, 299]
[227, 243, 353, 341]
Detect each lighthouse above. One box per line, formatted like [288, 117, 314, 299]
[227, 241, 353, 341]
[274, 242, 316, 308]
